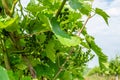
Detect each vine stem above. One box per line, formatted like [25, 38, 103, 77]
[19, 30, 50, 39]
[0, 37, 11, 70]
[22, 55, 37, 78]
[53, 47, 74, 80]
[77, 14, 96, 36]
[55, 0, 67, 18]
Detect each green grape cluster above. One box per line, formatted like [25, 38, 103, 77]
[1, 29, 9, 37]
[72, 49, 94, 66]
[59, 8, 69, 21]
[25, 35, 39, 52]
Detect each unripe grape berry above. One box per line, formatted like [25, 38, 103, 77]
[64, 8, 69, 11]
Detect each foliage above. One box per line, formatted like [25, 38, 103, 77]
[0, 0, 109, 80]
[87, 66, 101, 76]
[87, 56, 120, 80]
[109, 56, 120, 75]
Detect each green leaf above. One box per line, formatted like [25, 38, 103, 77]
[69, 0, 82, 10]
[37, 34, 46, 44]
[42, 0, 52, 7]
[7, 70, 16, 80]
[45, 40, 56, 62]
[85, 35, 108, 68]
[81, 42, 90, 49]
[80, 3, 92, 15]
[31, 14, 50, 33]
[0, 16, 18, 29]
[0, 66, 9, 80]
[0, 22, 6, 28]
[69, 12, 81, 22]
[21, 76, 31, 80]
[38, 13, 51, 29]
[5, 18, 19, 32]
[62, 71, 72, 80]
[95, 8, 110, 25]
[34, 64, 54, 78]
[49, 18, 81, 47]
[27, 0, 45, 15]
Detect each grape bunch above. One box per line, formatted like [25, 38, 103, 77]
[72, 49, 95, 66]
[1, 29, 9, 37]
[24, 35, 39, 52]
[59, 8, 69, 21]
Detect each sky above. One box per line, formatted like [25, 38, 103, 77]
[21, 0, 120, 68]
[87, 0, 120, 67]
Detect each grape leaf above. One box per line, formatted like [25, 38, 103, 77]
[27, 0, 45, 15]
[85, 35, 108, 68]
[81, 42, 90, 49]
[28, 14, 50, 34]
[34, 64, 54, 78]
[69, 0, 82, 10]
[45, 40, 56, 63]
[80, 3, 92, 15]
[21, 76, 31, 80]
[49, 18, 81, 47]
[95, 8, 110, 25]
[0, 16, 18, 29]
[61, 71, 72, 80]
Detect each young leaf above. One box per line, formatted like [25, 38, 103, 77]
[95, 8, 110, 25]
[28, 14, 50, 34]
[0, 16, 18, 29]
[80, 3, 92, 15]
[27, 0, 45, 16]
[45, 40, 56, 63]
[49, 18, 81, 47]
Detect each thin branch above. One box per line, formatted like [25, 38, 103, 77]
[22, 55, 37, 78]
[10, 0, 18, 16]
[55, 0, 67, 18]
[1, 0, 11, 16]
[53, 47, 74, 80]
[77, 14, 96, 36]
[8, 32, 20, 49]
[0, 37, 11, 70]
